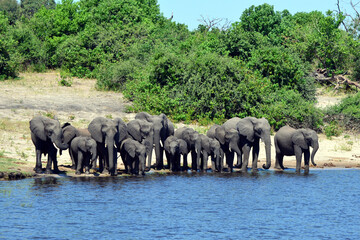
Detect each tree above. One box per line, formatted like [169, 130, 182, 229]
[0, 0, 19, 24]
[20, 0, 55, 19]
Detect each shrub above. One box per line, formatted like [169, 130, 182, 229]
[325, 92, 360, 131]
[260, 88, 323, 130]
[324, 121, 342, 139]
[96, 59, 141, 91]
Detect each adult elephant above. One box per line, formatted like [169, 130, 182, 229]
[69, 136, 97, 175]
[88, 117, 118, 176]
[127, 119, 154, 171]
[120, 138, 146, 175]
[200, 134, 223, 172]
[164, 136, 189, 172]
[207, 124, 241, 172]
[231, 117, 272, 172]
[274, 125, 319, 173]
[135, 112, 174, 170]
[174, 127, 201, 171]
[29, 116, 69, 174]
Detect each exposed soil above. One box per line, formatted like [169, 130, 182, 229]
[0, 71, 359, 179]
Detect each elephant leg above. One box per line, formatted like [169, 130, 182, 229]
[69, 149, 76, 169]
[76, 152, 83, 175]
[203, 152, 208, 172]
[275, 152, 285, 170]
[303, 149, 310, 174]
[174, 154, 180, 171]
[241, 144, 251, 172]
[226, 151, 234, 172]
[123, 154, 129, 174]
[191, 150, 197, 171]
[34, 149, 43, 173]
[235, 153, 242, 169]
[182, 154, 188, 171]
[84, 156, 90, 175]
[252, 141, 259, 171]
[46, 146, 57, 174]
[210, 155, 216, 172]
[165, 152, 171, 170]
[294, 146, 303, 173]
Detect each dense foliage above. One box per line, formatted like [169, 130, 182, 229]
[1, 0, 359, 130]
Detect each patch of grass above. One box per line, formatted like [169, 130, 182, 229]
[105, 114, 113, 119]
[42, 111, 56, 119]
[0, 155, 27, 172]
[68, 115, 75, 121]
[0, 119, 29, 133]
[335, 142, 353, 152]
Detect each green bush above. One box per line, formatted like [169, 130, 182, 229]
[260, 88, 323, 130]
[96, 59, 141, 91]
[324, 121, 342, 139]
[325, 92, 360, 131]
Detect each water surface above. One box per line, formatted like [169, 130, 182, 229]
[0, 169, 359, 239]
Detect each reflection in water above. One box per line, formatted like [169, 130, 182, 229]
[0, 169, 359, 239]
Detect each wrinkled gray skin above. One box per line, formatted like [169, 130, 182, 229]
[120, 138, 146, 175]
[274, 125, 319, 174]
[61, 123, 91, 169]
[222, 117, 272, 172]
[207, 124, 241, 172]
[200, 134, 223, 172]
[88, 117, 118, 176]
[164, 136, 189, 172]
[174, 127, 201, 171]
[30, 116, 69, 174]
[70, 136, 97, 175]
[127, 119, 154, 171]
[135, 112, 174, 170]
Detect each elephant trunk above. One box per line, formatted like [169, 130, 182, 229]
[262, 139, 271, 169]
[154, 132, 163, 169]
[311, 141, 319, 166]
[90, 144, 97, 168]
[106, 138, 116, 176]
[52, 130, 69, 150]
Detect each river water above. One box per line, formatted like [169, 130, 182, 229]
[0, 169, 359, 239]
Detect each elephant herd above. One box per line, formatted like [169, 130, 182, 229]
[29, 112, 319, 176]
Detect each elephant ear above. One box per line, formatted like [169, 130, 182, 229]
[167, 118, 175, 136]
[88, 118, 104, 143]
[237, 118, 255, 142]
[178, 139, 189, 154]
[292, 130, 309, 150]
[127, 120, 142, 142]
[30, 116, 47, 141]
[62, 123, 77, 145]
[123, 140, 136, 158]
[77, 137, 87, 152]
[215, 126, 226, 145]
[114, 118, 128, 143]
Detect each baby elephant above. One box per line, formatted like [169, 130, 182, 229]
[200, 134, 223, 172]
[274, 125, 319, 173]
[164, 136, 189, 172]
[70, 136, 97, 175]
[120, 138, 147, 175]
